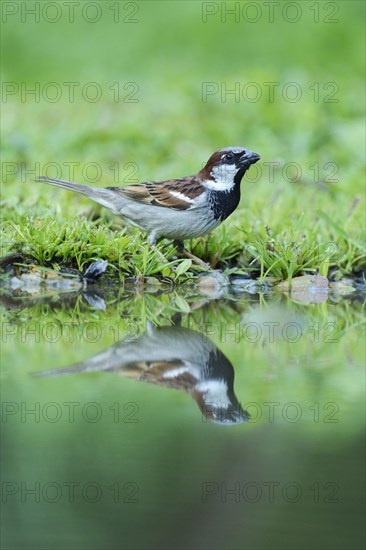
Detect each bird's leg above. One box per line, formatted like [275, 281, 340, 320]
[148, 231, 168, 264]
[173, 240, 211, 271]
[148, 232, 157, 247]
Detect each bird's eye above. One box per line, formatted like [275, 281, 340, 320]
[225, 152, 234, 161]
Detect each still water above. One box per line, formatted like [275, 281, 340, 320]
[1, 283, 365, 550]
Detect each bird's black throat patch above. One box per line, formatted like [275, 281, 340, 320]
[208, 185, 241, 221]
[208, 169, 245, 221]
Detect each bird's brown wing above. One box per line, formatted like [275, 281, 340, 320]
[107, 177, 204, 211]
[117, 359, 197, 391]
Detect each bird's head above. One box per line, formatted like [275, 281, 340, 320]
[199, 146, 260, 191]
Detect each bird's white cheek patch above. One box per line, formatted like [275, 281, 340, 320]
[207, 165, 237, 191]
[196, 380, 231, 408]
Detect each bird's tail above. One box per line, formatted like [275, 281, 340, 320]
[36, 176, 120, 213]
[31, 347, 128, 377]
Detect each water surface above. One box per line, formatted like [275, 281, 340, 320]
[1, 284, 365, 549]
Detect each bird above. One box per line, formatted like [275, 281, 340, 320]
[37, 146, 260, 266]
[32, 323, 249, 425]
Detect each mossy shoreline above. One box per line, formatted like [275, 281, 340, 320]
[1, 213, 365, 286]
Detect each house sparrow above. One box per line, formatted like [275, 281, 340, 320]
[37, 147, 260, 252]
[32, 324, 249, 425]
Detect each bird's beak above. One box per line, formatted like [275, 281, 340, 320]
[239, 150, 261, 167]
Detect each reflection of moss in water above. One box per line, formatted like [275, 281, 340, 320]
[2, 286, 365, 434]
[2, 290, 365, 549]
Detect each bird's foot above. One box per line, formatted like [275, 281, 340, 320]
[172, 240, 211, 270]
[182, 249, 211, 271]
[156, 249, 169, 264]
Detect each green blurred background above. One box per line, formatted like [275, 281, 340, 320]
[2, 0, 365, 233]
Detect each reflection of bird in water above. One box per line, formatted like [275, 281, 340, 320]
[33, 324, 249, 425]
